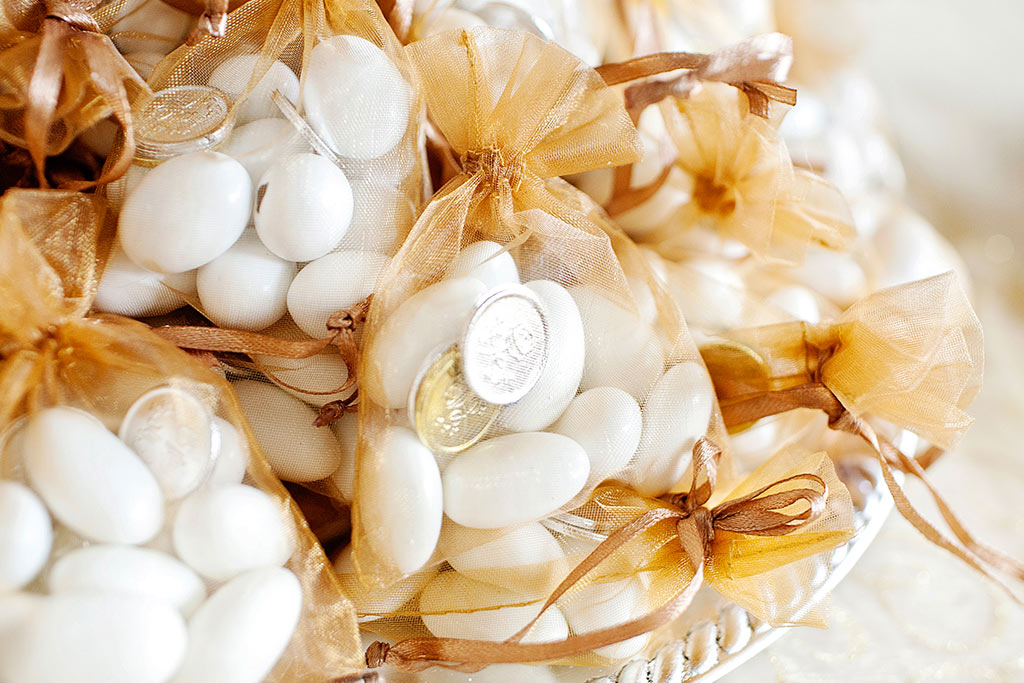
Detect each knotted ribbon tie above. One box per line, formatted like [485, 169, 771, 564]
[153, 295, 371, 425]
[364, 437, 833, 672]
[460, 148, 525, 193]
[18, 0, 146, 188]
[187, 0, 229, 43]
[705, 273, 1024, 601]
[154, 0, 250, 41]
[594, 33, 795, 218]
[596, 33, 796, 120]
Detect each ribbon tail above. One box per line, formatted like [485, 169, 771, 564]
[387, 0, 414, 43]
[596, 51, 707, 86]
[0, 349, 43, 427]
[865, 429, 1024, 604]
[606, 164, 673, 218]
[372, 567, 705, 672]
[875, 433, 1024, 582]
[249, 354, 355, 398]
[64, 34, 144, 190]
[187, 0, 229, 43]
[25, 19, 72, 188]
[152, 325, 334, 358]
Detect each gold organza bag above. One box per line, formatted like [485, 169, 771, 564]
[634, 81, 854, 264]
[353, 24, 727, 581]
[335, 26, 820, 670]
[0, 0, 148, 188]
[0, 189, 362, 681]
[701, 272, 1024, 599]
[147, 0, 426, 254]
[105, 0, 428, 499]
[360, 437, 854, 672]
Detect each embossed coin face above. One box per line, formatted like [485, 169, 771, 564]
[135, 86, 234, 162]
[461, 286, 548, 406]
[410, 346, 500, 456]
[118, 386, 215, 500]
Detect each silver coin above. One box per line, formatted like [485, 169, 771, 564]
[118, 386, 215, 500]
[461, 285, 548, 405]
[135, 86, 234, 163]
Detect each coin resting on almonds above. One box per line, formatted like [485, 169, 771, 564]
[361, 239, 718, 582]
[3, 400, 302, 683]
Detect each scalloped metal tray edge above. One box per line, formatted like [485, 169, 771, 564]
[577, 455, 895, 683]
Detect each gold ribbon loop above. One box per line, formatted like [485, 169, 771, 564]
[365, 437, 839, 672]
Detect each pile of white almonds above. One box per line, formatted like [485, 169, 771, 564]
[342, 238, 715, 656]
[95, 34, 415, 336]
[0, 388, 301, 683]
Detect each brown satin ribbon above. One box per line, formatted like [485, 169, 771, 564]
[382, 0, 414, 44]
[606, 163, 671, 218]
[594, 34, 795, 217]
[596, 33, 796, 119]
[364, 437, 827, 672]
[720, 382, 1024, 602]
[186, 0, 229, 43]
[153, 295, 371, 423]
[24, 0, 143, 189]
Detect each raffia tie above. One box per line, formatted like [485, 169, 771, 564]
[24, 0, 143, 189]
[364, 437, 826, 673]
[461, 148, 525, 192]
[152, 295, 371, 425]
[719, 382, 1024, 603]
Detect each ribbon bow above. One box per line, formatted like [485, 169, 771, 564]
[704, 273, 1024, 602]
[364, 438, 849, 672]
[710, 273, 982, 450]
[2, 0, 148, 188]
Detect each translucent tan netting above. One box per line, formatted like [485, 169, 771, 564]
[638, 82, 853, 264]
[0, 189, 363, 681]
[144, 0, 428, 249]
[354, 24, 720, 581]
[130, 0, 428, 495]
[713, 272, 982, 451]
[337, 28, 770, 673]
[363, 442, 853, 671]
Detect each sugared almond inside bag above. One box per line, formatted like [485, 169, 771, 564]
[347, 31, 734, 670]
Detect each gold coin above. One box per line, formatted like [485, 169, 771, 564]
[411, 346, 500, 455]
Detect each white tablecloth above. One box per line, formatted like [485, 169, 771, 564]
[724, 2, 1024, 679]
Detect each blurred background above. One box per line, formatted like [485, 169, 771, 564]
[725, 2, 1024, 679]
